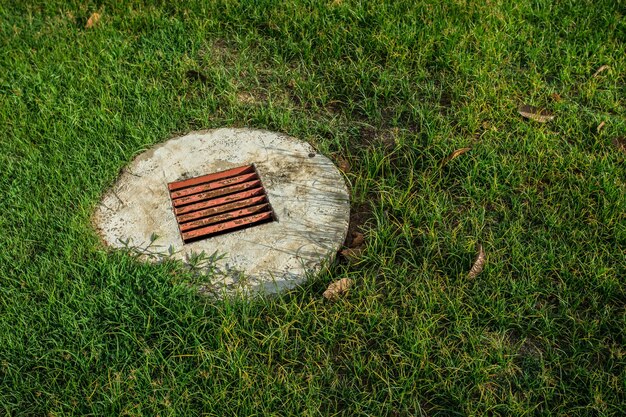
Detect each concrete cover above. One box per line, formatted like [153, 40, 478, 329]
[94, 129, 350, 295]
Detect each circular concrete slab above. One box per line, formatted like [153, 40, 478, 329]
[94, 128, 350, 295]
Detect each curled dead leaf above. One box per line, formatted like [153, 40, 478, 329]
[337, 156, 351, 173]
[518, 104, 555, 123]
[592, 65, 610, 78]
[597, 121, 606, 133]
[442, 147, 471, 165]
[350, 232, 365, 248]
[323, 278, 353, 300]
[85, 12, 101, 29]
[468, 244, 486, 279]
[340, 247, 363, 260]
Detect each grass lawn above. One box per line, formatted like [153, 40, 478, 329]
[1, 1, 625, 415]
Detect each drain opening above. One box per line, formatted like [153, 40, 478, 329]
[168, 164, 275, 243]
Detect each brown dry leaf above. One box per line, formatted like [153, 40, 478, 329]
[550, 93, 562, 102]
[340, 247, 363, 260]
[443, 147, 471, 165]
[350, 232, 365, 248]
[323, 278, 353, 300]
[592, 65, 610, 78]
[85, 12, 101, 29]
[337, 156, 351, 173]
[597, 121, 606, 133]
[468, 244, 486, 279]
[518, 104, 555, 123]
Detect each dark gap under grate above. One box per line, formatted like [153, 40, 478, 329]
[168, 164, 275, 243]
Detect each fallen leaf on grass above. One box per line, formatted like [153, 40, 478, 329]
[340, 231, 365, 261]
[442, 147, 471, 165]
[592, 65, 610, 78]
[597, 121, 606, 133]
[323, 278, 353, 300]
[340, 247, 363, 260]
[468, 244, 486, 279]
[550, 93, 562, 102]
[518, 104, 555, 123]
[85, 12, 100, 29]
[350, 232, 365, 248]
[337, 156, 351, 173]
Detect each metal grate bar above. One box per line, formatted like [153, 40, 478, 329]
[170, 172, 258, 199]
[172, 180, 261, 207]
[168, 165, 254, 191]
[168, 165, 275, 243]
[174, 187, 265, 215]
[177, 194, 267, 223]
[181, 212, 273, 242]
[179, 203, 269, 232]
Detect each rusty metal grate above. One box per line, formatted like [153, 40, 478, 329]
[168, 164, 275, 243]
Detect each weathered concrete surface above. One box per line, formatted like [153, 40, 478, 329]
[93, 128, 350, 295]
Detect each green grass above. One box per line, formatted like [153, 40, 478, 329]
[1, 0, 625, 415]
